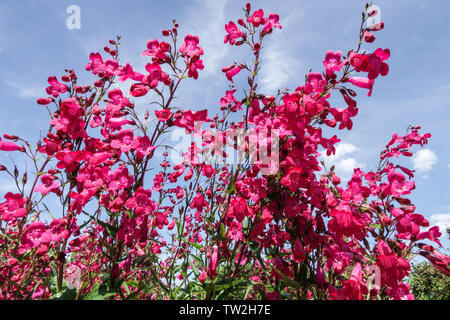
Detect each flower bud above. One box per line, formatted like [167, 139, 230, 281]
[367, 22, 384, 31]
[3, 134, 19, 141]
[37, 98, 53, 105]
[368, 9, 378, 17]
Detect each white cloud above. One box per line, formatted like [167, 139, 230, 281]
[412, 149, 438, 174]
[429, 213, 450, 232]
[183, 0, 230, 77]
[326, 142, 359, 162]
[259, 41, 299, 93]
[322, 142, 365, 181]
[3, 79, 44, 99]
[258, 6, 305, 94]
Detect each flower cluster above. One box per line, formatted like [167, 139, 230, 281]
[0, 2, 447, 301]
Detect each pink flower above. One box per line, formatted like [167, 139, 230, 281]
[37, 98, 53, 105]
[0, 137, 24, 152]
[376, 240, 410, 286]
[280, 167, 303, 192]
[20, 222, 51, 254]
[364, 31, 376, 43]
[179, 34, 204, 57]
[45, 76, 67, 98]
[144, 63, 164, 88]
[293, 238, 306, 263]
[135, 135, 156, 159]
[130, 83, 150, 97]
[341, 263, 368, 300]
[222, 64, 243, 82]
[349, 52, 369, 72]
[366, 48, 390, 80]
[198, 270, 208, 282]
[305, 72, 326, 93]
[209, 245, 219, 277]
[173, 109, 208, 133]
[262, 13, 282, 35]
[48, 219, 70, 242]
[155, 109, 171, 122]
[0, 193, 27, 222]
[85, 52, 104, 74]
[34, 174, 60, 195]
[228, 220, 243, 241]
[224, 21, 244, 45]
[142, 39, 170, 61]
[227, 196, 254, 222]
[190, 193, 208, 212]
[323, 50, 345, 75]
[330, 106, 358, 130]
[347, 77, 374, 96]
[247, 9, 265, 27]
[125, 187, 156, 216]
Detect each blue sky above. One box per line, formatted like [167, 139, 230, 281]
[0, 0, 449, 243]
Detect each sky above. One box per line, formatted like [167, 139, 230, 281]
[0, 0, 449, 244]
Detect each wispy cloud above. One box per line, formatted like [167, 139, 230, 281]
[259, 40, 299, 93]
[182, 0, 230, 77]
[322, 142, 365, 181]
[259, 5, 305, 94]
[429, 213, 450, 232]
[412, 148, 438, 176]
[3, 79, 44, 99]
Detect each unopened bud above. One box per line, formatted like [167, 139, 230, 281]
[3, 134, 19, 141]
[368, 9, 378, 17]
[367, 22, 384, 31]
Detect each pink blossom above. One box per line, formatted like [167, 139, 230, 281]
[0, 137, 24, 152]
[366, 48, 390, 80]
[247, 9, 265, 27]
[0, 193, 27, 222]
[262, 13, 282, 35]
[34, 174, 60, 195]
[179, 34, 203, 57]
[222, 64, 243, 82]
[347, 77, 374, 96]
[155, 109, 171, 122]
[45, 76, 67, 98]
[323, 50, 345, 75]
[224, 21, 244, 45]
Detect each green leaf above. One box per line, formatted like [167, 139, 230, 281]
[83, 282, 116, 300]
[274, 269, 301, 289]
[84, 212, 119, 238]
[187, 241, 203, 250]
